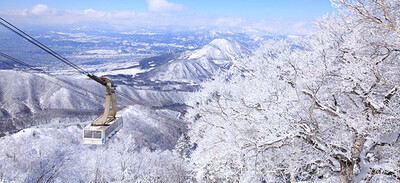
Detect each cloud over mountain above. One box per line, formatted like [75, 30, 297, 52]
[146, 0, 184, 12]
[0, 4, 312, 34]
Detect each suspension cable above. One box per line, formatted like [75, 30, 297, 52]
[0, 52, 137, 109]
[0, 59, 99, 102]
[0, 52, 103, 100]
[0, 17, 106, 85]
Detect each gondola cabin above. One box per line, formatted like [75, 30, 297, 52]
[82, 117, 123, 144]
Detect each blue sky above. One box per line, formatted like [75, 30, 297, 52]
[0, 0, 337, 34]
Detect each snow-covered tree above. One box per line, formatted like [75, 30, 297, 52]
[0, 106, 188, 183]
[185, 0, 400, 182]
[301, 0, 400, 182]
[185, 40, 319, 182]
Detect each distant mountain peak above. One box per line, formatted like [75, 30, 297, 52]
[209, 38, 232, 48]
[138, 39, 250, 84]
[188, 38, 247, 61]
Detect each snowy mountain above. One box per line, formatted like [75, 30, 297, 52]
[0, 70, 185, 136]
[146, 39, 249, 83]
[108, 38, 250, 92]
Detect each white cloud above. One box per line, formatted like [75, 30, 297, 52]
[145, 0, 184, 12]
[82, 9, 106, 18]
[0, 4, 313, 34]
[215, 17, 245, 27]
[28, 4, 57, 16]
